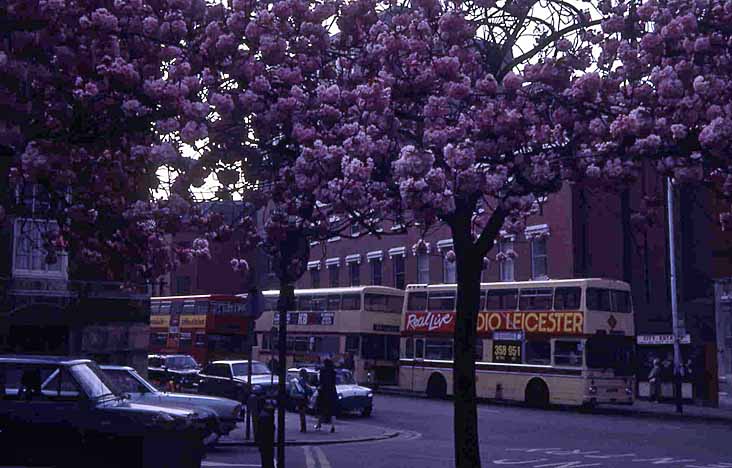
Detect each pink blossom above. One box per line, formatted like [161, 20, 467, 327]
[91, 8, 119, 31]
[556, 38, 572, 52]
[502, 72, 524, 92]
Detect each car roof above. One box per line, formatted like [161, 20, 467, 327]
[0, 355, 92, 366]
[100, 365, 135, 371]
[148, 354, 192, 358]
[211, 360, 265, 366]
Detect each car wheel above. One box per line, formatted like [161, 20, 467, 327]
[361, 406, 372, 417]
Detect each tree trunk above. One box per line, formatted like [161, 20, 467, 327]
[276, 280, 294, 468]
[452, 236, 483, 468]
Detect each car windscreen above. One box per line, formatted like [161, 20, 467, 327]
[105, 370, 155, 394]
[166, 356, 199, 370]
[71, 363, 122, 399]
[232, 362, 271, 376]
[335, 370, 356, 385]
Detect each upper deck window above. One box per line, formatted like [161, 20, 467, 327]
[365, 294, 402, 314]
[485, 289, 518, 311]
[554, 287, 581, 310]
[341, 294, 361, 311]
[586, 288, 612, 312]
[519, 288, 553, 310]
[427, 291, 456, 311]
[407, 292, 427, 311]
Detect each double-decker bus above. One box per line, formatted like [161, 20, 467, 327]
[150, 295, 253, 365]
[399, 279, 636, 406]
[252, 286, 404, 385]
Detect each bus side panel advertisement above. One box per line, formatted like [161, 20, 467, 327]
[150, 315, 170, 328]
[180, 315, 206, 328]
[404, 311, 583, 335]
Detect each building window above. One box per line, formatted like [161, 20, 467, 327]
[349, 262, 360, 286]
[442, 250, 456, 283]
[328, 264, 339, 287]
[531, 238, 548, 279]
[311, 269, 320, 288]
[393, 255, 405, 289]
[499, 238, 515, 282]
[371, 258, 382, 285]
[12, 219, 68, 278]
[417, 252, 430, 284]
[175, 276, 191, 294]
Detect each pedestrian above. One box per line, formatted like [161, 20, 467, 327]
[289, 369, 313, 433]
[256, 400, 275, 468]
[648, 358, 662, 402]
[315, 359, 338, 433]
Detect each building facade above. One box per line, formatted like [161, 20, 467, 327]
[0, 184, 151, 374]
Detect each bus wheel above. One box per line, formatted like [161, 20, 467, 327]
[426, 373, 447, 399]
[525, 379, 550, 408]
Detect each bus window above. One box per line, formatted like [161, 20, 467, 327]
[160, 302, 171, 314]
[150, 302, 160, 314]
[345, 335, 360, 354]
[554, 287, 581, 310]
[407, 292, 427, 311]
[342, 294, 361, 310]
[525, 339, 550, 365]
[425, 338, 453, 360]
[428, 291, 456, 311]
[388, 295, 403, 313]
[587, 288, 612, 312]
[195, 333, 206, 347]
[554, 340, 583, 367]
[180, 332, 192, 348]
[611, 290, 631, 313]
[519, 288, 553, 310]
[405, 338, 414, 358]
[415, 338, 425, 359]
[264, 296, 278, 312]
[361, 334, 386, 359]
[195, 300, 209, 314]
[327, 295, 341, 311]
[365, 294, 387, 312]
[475, 339, 484, 361]
[297, 295, 313, 311]
[387, 336, 400, 360]
[485, 289, 518, 311]
[152, 333, 167, 347]
[312, 295, 327, 311]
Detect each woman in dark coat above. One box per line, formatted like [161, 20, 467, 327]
[315, 359, 338, 433]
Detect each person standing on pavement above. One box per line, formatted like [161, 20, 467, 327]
[315, 359, 338, 433]
[648, 358, 662, 402]
[290, 369, 313, 433]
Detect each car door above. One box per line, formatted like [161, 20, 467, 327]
[200, 364, 227, 397]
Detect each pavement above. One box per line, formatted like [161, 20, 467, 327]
[218, 410, 399, 446]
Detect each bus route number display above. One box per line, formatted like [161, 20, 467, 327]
[492, 340, 522, 364]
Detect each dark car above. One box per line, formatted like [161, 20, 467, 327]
[148, 354, 201, 392]
[0, 355, 206, 468]
[197, 360, 279, 403]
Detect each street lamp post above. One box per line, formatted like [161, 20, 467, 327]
[666, 177, 684, 414]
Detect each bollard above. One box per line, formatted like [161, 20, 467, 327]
[256, 401, 275, 468]
[247, 393, 261, 441]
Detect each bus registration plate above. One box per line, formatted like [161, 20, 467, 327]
[492, 340, 522, 364]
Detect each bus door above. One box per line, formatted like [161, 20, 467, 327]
[413, 337, 425, 392]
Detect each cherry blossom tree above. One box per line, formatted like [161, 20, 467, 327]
[594, 0, 732, 228]
[0, 0, 218, 284]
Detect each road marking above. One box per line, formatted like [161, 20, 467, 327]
[304, 446, 316, 468]
[314, 447, 332, 468]
[632, 458, 696, 465]
[494, 459, 550, 465]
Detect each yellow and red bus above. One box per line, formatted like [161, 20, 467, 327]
[150, 295, 253, 365]
[252, 286, 404, 385]
[399, 279, 636, 406]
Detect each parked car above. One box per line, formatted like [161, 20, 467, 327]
[197, 360, 278, 402]
[147, 354, 201, 392]
[101, 365, 242, 447]
[0, 355, 207, 468]
[287, 367, 374, 417]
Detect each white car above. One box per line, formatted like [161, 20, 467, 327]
[287, 367, 373, 417]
